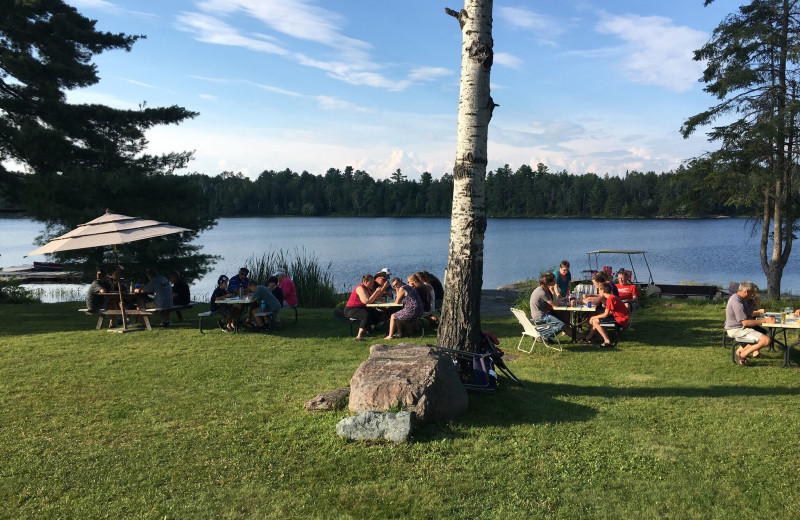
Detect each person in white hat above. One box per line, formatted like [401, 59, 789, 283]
[272, 267, 297, 308]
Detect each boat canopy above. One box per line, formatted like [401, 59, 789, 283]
[584, 250, 654, 285]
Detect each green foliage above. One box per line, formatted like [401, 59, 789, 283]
[2, 301, 800, 518]
[244, 248, 338, 307]
[0, 272, 38, 304]
[0, 1, 215, 281]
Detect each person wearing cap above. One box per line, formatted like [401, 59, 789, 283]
[86, 269, 110, 313]
[210, 274, 233, 331]
[273, 268, 297, 308]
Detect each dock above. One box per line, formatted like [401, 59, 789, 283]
[0, 264, 82, 283]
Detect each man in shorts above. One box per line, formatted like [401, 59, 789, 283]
[725, 281, 775, 365]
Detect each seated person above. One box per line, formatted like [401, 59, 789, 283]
[583, 282, 630, 347]
[553, 260, 572, 299]
[384, 277, 424, 339]
[210, 275, 232, 331]
[134, 268, 173, 326]
[345, 274, 388, 341]
[421, 271, 444, 309]
[247, 280, 281, 330]
[86, 269, 110, 313]
[223, 267, 250, 325]
[169, 270, 191, 322]
[615, 269, 640, 309]
[268, 276, 284, 306]
[274, 268, 297, 308]
[726, 281, 774, 364]
[408, 273, 432, 313]
[529, 272, 575, 339]
[583, 272, 619, 311]
[108, 268, 128, 293]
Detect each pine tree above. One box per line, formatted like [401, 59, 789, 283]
[0, 0, 216, 280]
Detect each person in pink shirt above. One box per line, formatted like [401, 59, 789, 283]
[273, 268, 297, 307]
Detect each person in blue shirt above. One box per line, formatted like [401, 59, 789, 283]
[247, 280, 281, 331]
[134, 267, 173, 326]
[225, 267, 250, 298]
[553, 260, 572, 299]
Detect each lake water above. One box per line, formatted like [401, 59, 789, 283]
[2, 217, 798, 301]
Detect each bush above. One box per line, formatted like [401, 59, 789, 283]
[245, 248, 338, 307]
[0, 271, 40, 304]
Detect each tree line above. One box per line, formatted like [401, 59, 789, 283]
[178, 162, 754, 218]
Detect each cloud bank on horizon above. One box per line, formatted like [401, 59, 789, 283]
[64, 0, 734, 180]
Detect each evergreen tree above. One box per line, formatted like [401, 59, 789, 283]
[0, 0, 215, 280]
[682, 0, 800, 298]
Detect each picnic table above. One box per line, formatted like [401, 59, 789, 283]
[759, 313, 800, 367]
[214, 298, 272, 334]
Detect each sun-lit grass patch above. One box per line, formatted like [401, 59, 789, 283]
[1, 299, 799, 518]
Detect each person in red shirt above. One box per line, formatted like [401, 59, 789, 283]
[584, 282, 630, 348]
[614, 269, 640, 309]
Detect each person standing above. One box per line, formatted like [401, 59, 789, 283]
[553, 260, 572, 299]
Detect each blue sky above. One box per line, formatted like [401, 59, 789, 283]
[65, 0, 740, 181]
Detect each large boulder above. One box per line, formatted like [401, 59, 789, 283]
[336, 411, 414, 442]
[348, 343, 468, 424]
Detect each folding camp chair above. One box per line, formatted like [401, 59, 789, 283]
[431, 331, 524, 391]
[510, 307, 562, 353]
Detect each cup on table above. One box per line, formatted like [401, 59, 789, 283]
[569, 299, 575, 307]
[780, 312, 786, 323]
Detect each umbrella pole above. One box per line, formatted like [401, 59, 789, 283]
[114, 245, 129, 330]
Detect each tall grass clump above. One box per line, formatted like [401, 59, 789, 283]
[245, 247, 337, 307]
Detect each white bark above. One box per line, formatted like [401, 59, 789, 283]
[438, 0, 494, 352]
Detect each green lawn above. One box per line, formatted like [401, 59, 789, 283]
[1, 301, 799, 519]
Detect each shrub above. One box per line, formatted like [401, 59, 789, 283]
[0, 271, 40, 304]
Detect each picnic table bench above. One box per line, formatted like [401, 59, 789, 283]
[79, 301, 200, 330]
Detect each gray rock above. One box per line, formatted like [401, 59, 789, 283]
[348, 343, 468, 424]
[336, 410, 414, 442]
[304, 387, 350, 412]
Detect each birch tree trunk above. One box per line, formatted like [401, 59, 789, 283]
[438, 0, 494, 353]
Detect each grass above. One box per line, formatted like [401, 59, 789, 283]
[2, 300, 800, 519]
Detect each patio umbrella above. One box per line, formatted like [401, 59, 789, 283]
[26, 210, 190, 256]
[26, 210, 192, 330]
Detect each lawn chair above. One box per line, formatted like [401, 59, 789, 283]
[431, 331, 524, 391]
[510, 307, 562, 353]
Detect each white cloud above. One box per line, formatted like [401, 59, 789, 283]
[198, 93, 217, 101]
[176, 1, 447, 92]
[595, 14, 707, 93]
[122, 78, 154, 88]
[494, 52, 523, 69]
[315, 96, 371, 113]
[497, 6, 561, 33]
[176, 13, 288, 55]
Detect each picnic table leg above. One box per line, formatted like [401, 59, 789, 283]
[142, 315, 152, 331]
[96, 315, 104, 330]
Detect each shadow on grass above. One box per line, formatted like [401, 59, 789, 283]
[415, 380, 800, 442]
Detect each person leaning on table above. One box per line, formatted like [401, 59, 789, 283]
[725, 281, 774, 365]
[135, 268, 173, 327]
[345, 274, 389, 341]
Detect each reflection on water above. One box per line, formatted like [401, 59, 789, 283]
[4, 216, 800, 302]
